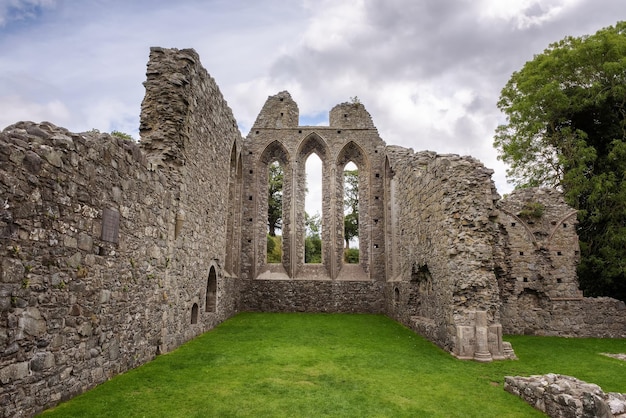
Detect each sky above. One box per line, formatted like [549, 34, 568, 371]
[1, 0, 624, 204]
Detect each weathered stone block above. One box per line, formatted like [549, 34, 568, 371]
[22, 308, 46, 337]
[0, 361, 29, 384]
[77, 233, 93, 252]
[1, 257, 24, 283]
[30, 352, 55, 372]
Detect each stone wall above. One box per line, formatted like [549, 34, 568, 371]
[242, 279, 384, 313]
[384, 147, 509, 360]
[140, 47, 244, 350]
[0, 47, 242, 417]
[496, 188, 626, 338]
[505, 374, 626, 417]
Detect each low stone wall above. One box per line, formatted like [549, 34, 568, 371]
[505, 374, 626, 417]
[502, 297, 626, 338]
[241, 279, 384, 313]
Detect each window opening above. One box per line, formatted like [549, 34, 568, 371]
[343, 161, 359, 263]
[206, 266, 217, 312]
[304, 153, 322, 263]
[191, 303, 198, 324]
[267, 161, 283, 263]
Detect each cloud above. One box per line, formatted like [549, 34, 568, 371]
[226, 0, 622, 195]
[0, 0, 55, 27]
[0, 95, 71, 128]
[0, 0, 623, 196]
[476, 0, 583, 29]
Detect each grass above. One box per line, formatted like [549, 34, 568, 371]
[40, 313, 626, 417]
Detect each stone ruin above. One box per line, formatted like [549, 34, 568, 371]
[505, 374, 626, 417]
[0, 47, 625, 417]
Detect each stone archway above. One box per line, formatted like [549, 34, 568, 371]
[257, 140, 292, 278]
[335, 141, 370, 279]
[295, 132, 330, 278]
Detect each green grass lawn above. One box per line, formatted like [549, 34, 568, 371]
[40, 313, 626, 418]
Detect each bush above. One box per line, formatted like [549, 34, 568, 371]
[267, 235, 282, 263]
[344, 248, 359, 264]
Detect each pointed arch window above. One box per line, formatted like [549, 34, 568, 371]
[343, 161, 359, 263]
[267, 161, 284, 263]
[304, 153, 322, 264]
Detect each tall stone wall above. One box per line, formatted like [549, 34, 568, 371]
[0, 47, 242, 417]
[384, 147, 508, 361]
[496, 188, 626, 338]
[140, 47, 244, 350]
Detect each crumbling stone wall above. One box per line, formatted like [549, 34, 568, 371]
[0, 47, 241, 417]
[497, 188, 626, 338]
[384, 147, 509, 360]
[140, 47, 244, 349]
[0, 122, 172, 417]
[505, 374, 626, 417]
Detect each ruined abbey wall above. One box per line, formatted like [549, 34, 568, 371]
[237, 92, 389, 313]
[384, 148, 507, 359]
[1, 47, 624, 417]
[0, 47, 242, 417]
[139, 47, 243, 348]
[496, 188, 626, 338]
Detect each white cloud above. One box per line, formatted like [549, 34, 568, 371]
[477, 0, 582, 29]
[0, 95, 71, 129]
[301, 0, 368, 52]
[0, 0, 55, 26]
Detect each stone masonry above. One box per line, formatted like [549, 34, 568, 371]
[1, 47, 625, 417]
[496, 188, 626, 338]
[505, 374, 626, 417]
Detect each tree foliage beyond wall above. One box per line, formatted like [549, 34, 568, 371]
[344, 169, 359, 250]
[268, 162, 283, 237]
[494, 22, 626, 302]
[305, 212, 321, 263]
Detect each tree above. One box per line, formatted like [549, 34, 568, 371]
[304, 212, 322, 263]
[267, 234, 282, 263]
[494, 22, 626, 301]
[344, 169, 359, 249]
[268, 161, 283, 236]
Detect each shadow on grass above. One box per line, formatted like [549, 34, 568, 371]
[40, 313, 626, 418]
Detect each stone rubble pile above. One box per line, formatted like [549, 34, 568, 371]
[505, 374, 626, 417]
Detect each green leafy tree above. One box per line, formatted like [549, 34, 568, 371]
[304, 212, 322, 263]
[268, 162, 283, 237]
[344, 169, 359, 249]
[494, 22, 626, 301]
